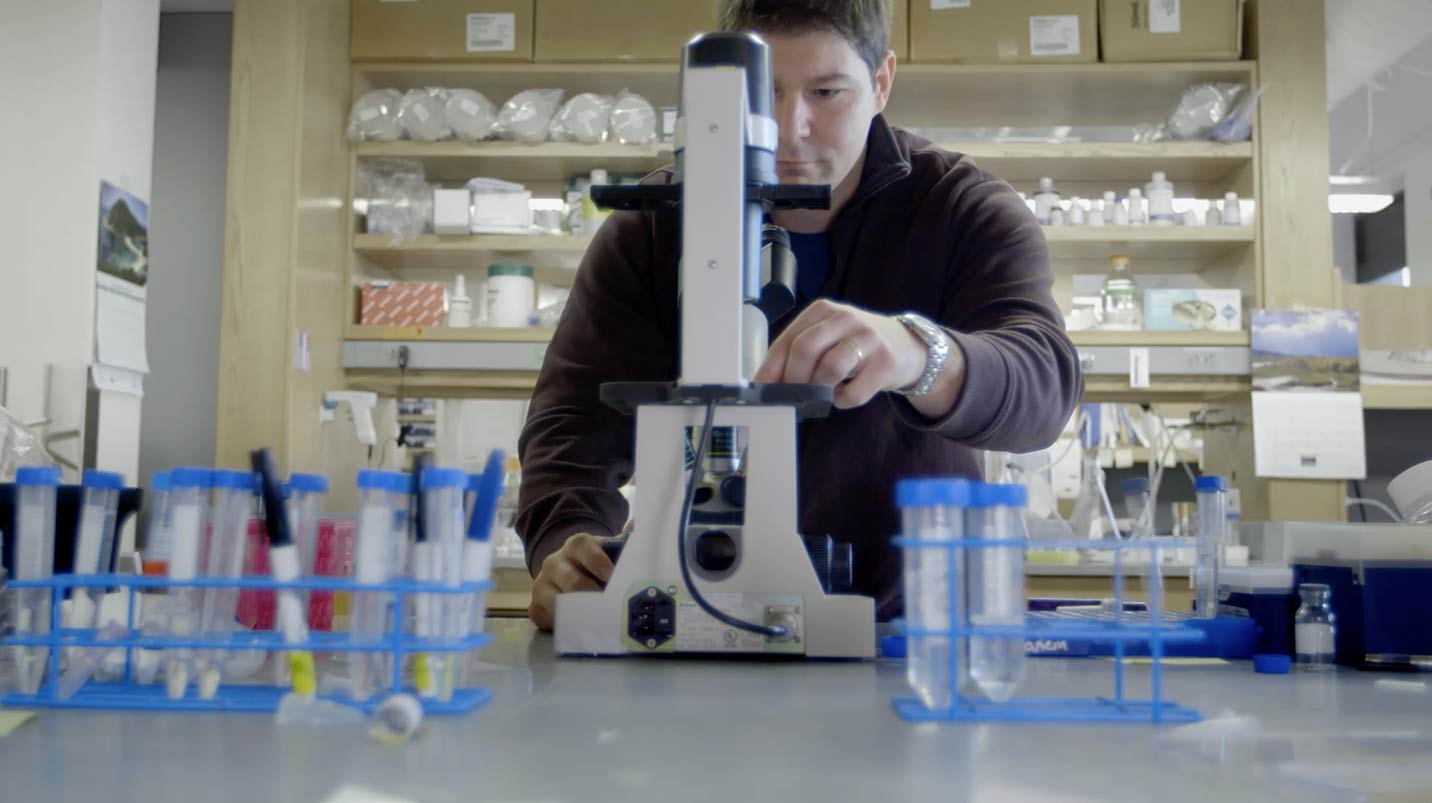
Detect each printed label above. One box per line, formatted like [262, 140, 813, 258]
[1150, 0, 1181, 34]
[467, 12, 515, 52]
[1296, 622, 1335, 655]
[1029, 15, 1081, 57]
[1129, 348, 1151, 389]
[931, 0, 972, 8]
[674, 592, 801, 652]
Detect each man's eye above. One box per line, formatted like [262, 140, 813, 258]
[812, 88, 843, 99]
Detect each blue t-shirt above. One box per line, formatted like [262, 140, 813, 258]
[788, 231, 832, 305]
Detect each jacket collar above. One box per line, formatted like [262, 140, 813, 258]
[846, 114, 913, 210]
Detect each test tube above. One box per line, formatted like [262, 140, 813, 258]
[1194, 475, 1228, 619]
[347, 470, 394, 701]
[10, 466, 60, 695]
[62, 470, 124, 689]
[142, 471, 173, 576]
[196, 468, 256, 698]
[377, 471, 413, 691]
[165, 467, 213, 699]
[419, 468, 467, 702]
[287, 473, 328, 578]
[966, 483, 1028, 703]
[457, 452, 505, 686]
[896, 477, 971, 711]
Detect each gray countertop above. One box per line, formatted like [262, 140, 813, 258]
[3, 618, 1432, 803]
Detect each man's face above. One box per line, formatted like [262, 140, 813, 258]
[765, 29, 894, 192]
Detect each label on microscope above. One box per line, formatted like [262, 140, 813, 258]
[675, 592, 802, 653]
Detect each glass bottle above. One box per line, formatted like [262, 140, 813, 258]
[1100, 255, 1143, 331]
[1294, 583, 1336, 671]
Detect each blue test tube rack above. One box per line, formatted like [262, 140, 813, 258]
[0, 573, 493, 714]
[891, 536, 1203, 725]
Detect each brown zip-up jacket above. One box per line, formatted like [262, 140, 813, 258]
[517, 115, 1082, 618]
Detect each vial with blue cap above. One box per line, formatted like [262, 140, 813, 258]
[164, 467, 213, 699]
[418, 467, 468, 702]
[1194, 476, 1228, 618]
[11, 466, 61, 694]
[345, 469, 398, 702]
[143, 471, 174, 576]
[966, 482, 1028, 703]
[71, 470, 125, 662]
[197, 469, 260, 699]
[896, 476, 972, 711]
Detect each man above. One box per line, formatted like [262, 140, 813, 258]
[518, 0, 1082, 630]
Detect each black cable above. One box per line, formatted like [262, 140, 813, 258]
[678, 400, 787, 639]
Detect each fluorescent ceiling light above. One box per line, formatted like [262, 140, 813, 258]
[1328, 193, 1395, 214]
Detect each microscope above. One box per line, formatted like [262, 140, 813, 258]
[553, 32, 875, 658]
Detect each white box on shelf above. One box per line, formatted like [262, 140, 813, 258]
[433, 188, 472, 235]
[467, 177, 532, 235]
[1143, 288, 1242, 332]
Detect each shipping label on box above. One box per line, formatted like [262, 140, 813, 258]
[1099, 0, 1244, 62]
[361, 281, 448, 327]
[1144, 288, 1242, 332]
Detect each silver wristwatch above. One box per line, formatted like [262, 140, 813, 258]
[893, 313, 950, 397]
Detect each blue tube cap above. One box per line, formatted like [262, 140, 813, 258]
[1121, 477, 1150, 495]
[880, 634, 907, 659]
[14, 466, 61, 486]
[170, 467, 213, 489]
[1253, 653, 1291, 674]
[152, 471, 172, 493]
[288, 472, 329, 494]
[421, 467, 468, 490]
[1195, 475, 1228, 492]
[895, 477, 971, 508]
[357, 469, 391, 491]
[81, 469, 125, 490]
[969, 482, 1028, 508]
[212, 469, 257, 491]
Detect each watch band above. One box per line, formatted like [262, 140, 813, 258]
[893, 313, 950, 397]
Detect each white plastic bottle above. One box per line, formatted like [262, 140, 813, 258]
[1088, 198, 1106, 226]
[581, 169, 611, 233]
[1049, 207, 1066, 226]
[1146, 171, 1176, 226]
[1128, 188, 1148, 226]
[1221, 192, 1242, 226]
[1068, 197, 1086, 225]
[447, 274, 473, 327]
[1111, 193, 1130, 226]
[1033, 177, 1060, 226]
[1182, 208, 1200, 227]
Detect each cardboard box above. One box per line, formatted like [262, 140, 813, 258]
[1100, 0, 1243, 62]
[1143, 288, 1243, 332]
[534, 0, 715, 62]
[533, 1, 908, 63]
[360, 281, 448, 326]
[351, 0, 534, 62]
[910, 0, 1098, 64]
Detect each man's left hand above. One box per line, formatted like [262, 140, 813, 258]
[755, 299, 953, 411]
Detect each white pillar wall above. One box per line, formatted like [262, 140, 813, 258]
[0, 0, 158, 499]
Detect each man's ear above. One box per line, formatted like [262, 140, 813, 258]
[873, 50, 896, 113]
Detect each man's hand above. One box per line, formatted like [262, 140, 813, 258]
[529, 533, 615, 631]
[755, 299, 960, 413]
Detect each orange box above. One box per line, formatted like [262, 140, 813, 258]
[360, 281, 448, 326]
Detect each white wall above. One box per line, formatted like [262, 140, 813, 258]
[0, 2, 106, 475]
[139, 13, 231, 485]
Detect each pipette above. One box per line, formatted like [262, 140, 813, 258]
[11, 466, 60, 695]
[165, 467, 212, 699]
[253, 450, 316, 696]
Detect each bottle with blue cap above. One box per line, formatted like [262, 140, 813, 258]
[71, 470, 125, 647]
[895, 476, 972, 711]
[966, 482, 1028, 703]
[418, 465, 469, 702]
[143, 471, 174, 576]
[11, 466, 61, 695]
[346, 469, 398, 702]
[164, 467, 213, 699]
[1194, 475, 1228, 619]
[287, 473, 328, 578]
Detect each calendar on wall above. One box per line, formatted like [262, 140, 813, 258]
[1251, 310, 1367, 480]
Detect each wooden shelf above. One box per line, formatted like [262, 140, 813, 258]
[1043, 226, 1255, 260]
[397, 414, 437, 423]
[1362, 385, 1432, 411]
[1068, 330, 1249, 348]
[353, 233, 590, 274]
[952, 141, 1252, 184]
[347, 324, 555, 342]
[345, 368, 539, 399]
[353, 141, 667, 183]
[1082, 375, 1250, 403]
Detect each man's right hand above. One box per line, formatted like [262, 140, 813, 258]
[528, 532, 616, 631]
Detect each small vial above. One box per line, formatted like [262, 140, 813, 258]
[1295, 584, 1336, 671]
[1068, 196, 1086, 225]
[966, 483, 1028, 703]
[1146, 171, 1176, 226]
[345, 470, 395, 702]
[142, 471, 173, 576]
[1194, 476, 1228, 618]
[1128, 188, 1148, 225]
[1049, 207, 1066, 226]
[1111, 194, 1130, 226]
[1221, 192, 1242, 226]
[11, 466, 60, 695]
[897, 478, 972, 711]
[1033, 177, 1060, 225]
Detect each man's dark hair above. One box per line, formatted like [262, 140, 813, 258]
[715, 0, 892, 76]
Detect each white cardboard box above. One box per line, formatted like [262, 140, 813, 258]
[1143, 288, 1242, 332]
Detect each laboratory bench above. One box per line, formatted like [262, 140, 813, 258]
[2, 618, 1428, 803]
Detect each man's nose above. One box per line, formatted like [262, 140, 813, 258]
[775, 93, 811, 145]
